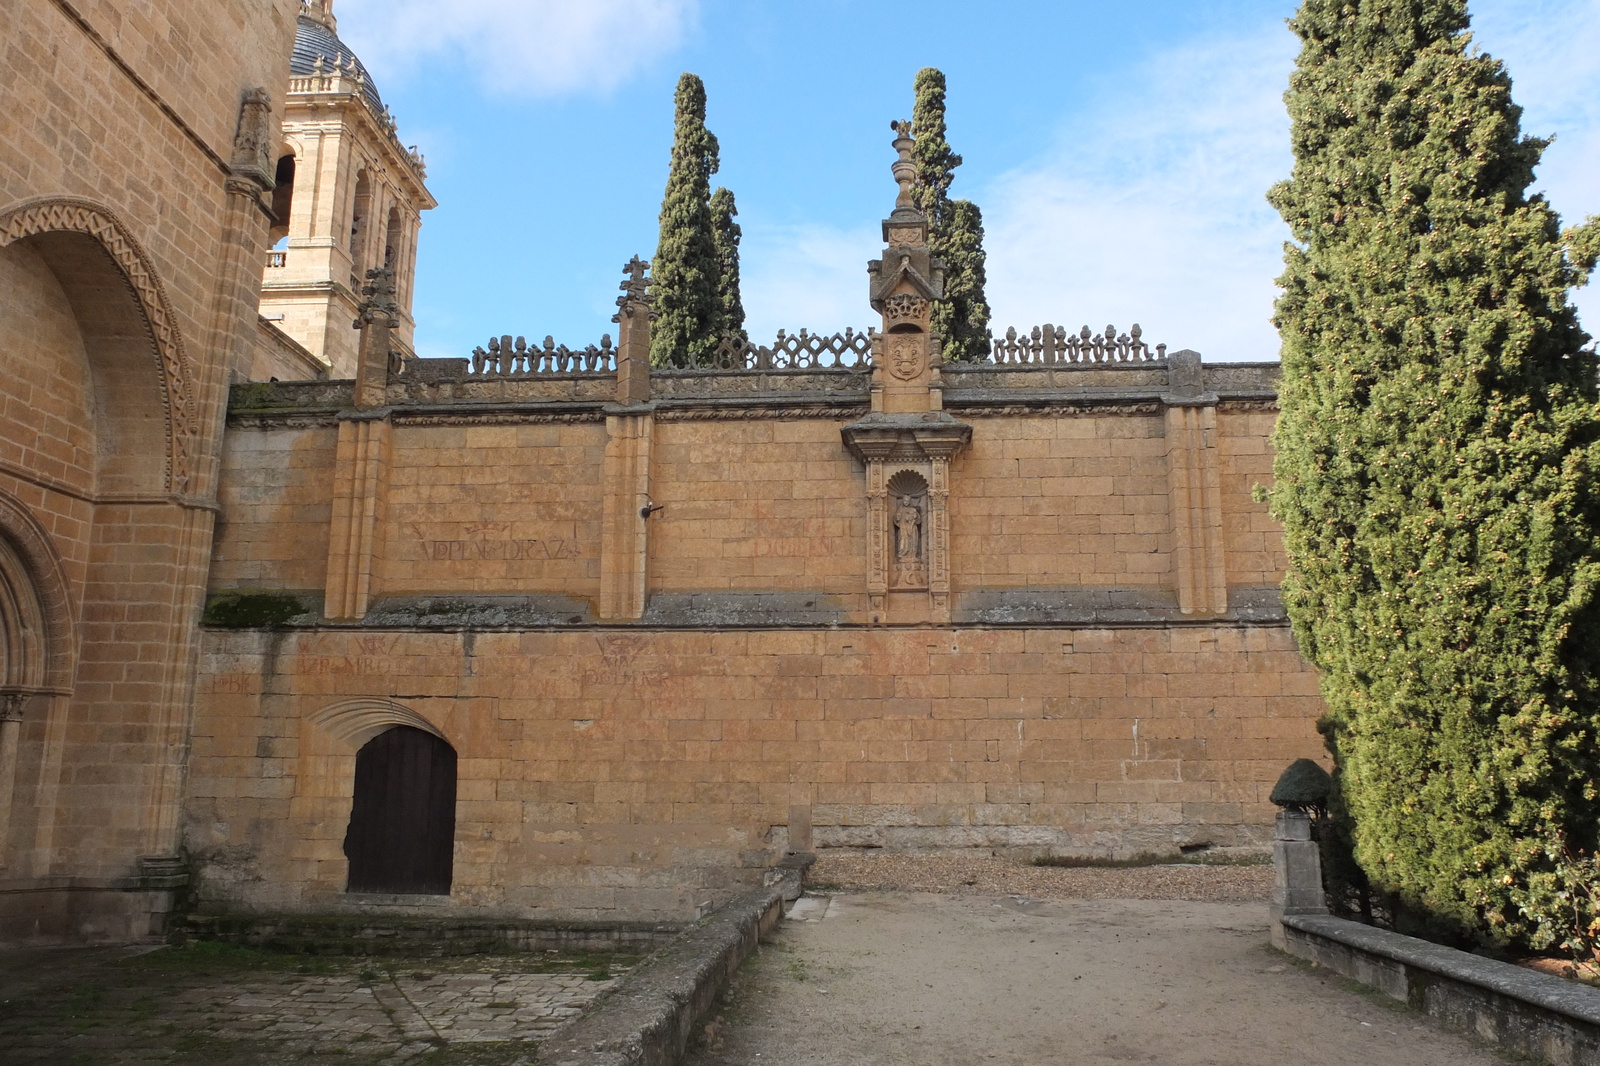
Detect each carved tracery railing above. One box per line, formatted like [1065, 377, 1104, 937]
[456, 322, 1162, 377]
[692, 328, 872, 370]
[988, 323, 1165, 365]
[470, 334, 617, 375]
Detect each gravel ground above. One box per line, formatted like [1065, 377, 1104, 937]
[808, 852, 1273, 902]
[683, 892, 1503, 1066]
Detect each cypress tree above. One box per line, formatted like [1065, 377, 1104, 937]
[1269, 0, 1600, 951]
[910, 68, 959, 231]
[910, 68, 991, 361]
[940, 199, 992, 362]
[651, 73, 722, 367]
[710, 186, 745, 342]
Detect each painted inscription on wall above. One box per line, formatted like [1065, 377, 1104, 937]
[409, 522, 583, 562]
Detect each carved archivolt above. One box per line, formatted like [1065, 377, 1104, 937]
[0, 197, 197, 493]
[0, 489, 77, 694]
[307, 697, 446, 750]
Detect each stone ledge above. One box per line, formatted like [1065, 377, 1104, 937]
[1281, 913, 1600, 1065]
[537, 860, 807, 1066]
[172, 912, 681, 956]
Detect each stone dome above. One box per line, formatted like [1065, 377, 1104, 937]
[291, 12, 383, 111]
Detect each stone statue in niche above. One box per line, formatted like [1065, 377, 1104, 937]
[894, 495, 922, 562]
[891, 492, 927, 588]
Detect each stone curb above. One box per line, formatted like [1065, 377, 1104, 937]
[1282, 913, 1600, 1064]
[535, 863, 806, 1066]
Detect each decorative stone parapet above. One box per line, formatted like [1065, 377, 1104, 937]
[990, 322, 1166, 365]
[227, 358, 1283, 424]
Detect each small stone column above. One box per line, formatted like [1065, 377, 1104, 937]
[0, 691, 25, 866]
[1270, 808, 1327, 950]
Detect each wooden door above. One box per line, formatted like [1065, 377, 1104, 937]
[344, 725, 456, 894]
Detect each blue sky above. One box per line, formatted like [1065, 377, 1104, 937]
[336, 0, 1600, 364]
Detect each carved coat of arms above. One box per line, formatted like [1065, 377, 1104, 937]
[888, 336, 921, 381]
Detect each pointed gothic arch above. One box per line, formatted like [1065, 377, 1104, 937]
[0, 197, 197, 494]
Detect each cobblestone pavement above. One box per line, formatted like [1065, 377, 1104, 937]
[0, 944, 631, 1065]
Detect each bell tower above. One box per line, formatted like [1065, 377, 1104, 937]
[843, 122, 972, 625]
[258, 0, 436, 378]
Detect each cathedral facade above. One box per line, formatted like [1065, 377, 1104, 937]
[2, 0, 1325, 939]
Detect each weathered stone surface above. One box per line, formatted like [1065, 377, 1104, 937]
[1281, 913, 1600, 1066]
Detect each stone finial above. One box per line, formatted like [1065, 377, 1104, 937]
[230, 87, 276, 191]
[890, 120, 917, 209]
[354, 268, 400, 330]
[353, 268, 399, 408]
[612, 257, 654, 406]
[300, 0, 336, 29]
[614, 256, 653, 318]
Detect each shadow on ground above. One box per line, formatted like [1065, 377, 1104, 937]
[0, 941, 636, 1065]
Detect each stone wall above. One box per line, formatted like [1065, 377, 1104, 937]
[0, 0, 302, 941]
[188, 354, 1326, 923]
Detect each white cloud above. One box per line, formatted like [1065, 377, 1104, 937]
[334, 0, 696, 97]
[980, 26, 1298, 363]
[738, 221, 881, 342]
[740, 3, 1600, 365]
[740, 27, 1302, 363]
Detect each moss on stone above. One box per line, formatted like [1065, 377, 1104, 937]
[202, 591, 305, 629]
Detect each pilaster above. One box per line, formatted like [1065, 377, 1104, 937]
[323, 414, 391, 620]
[1164, 349, 1227, 615]
[599, 414, 654, 621]
[323, 269, 397, 620]
[598, 258, 656, 622]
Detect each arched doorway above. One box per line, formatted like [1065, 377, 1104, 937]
[343, 725, 456, 894]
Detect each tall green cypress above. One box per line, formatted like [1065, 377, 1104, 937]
[910, 68, 959, 231]
[651, 73, 721, 367]
[710, 186, 745, 342]
[910, 68, 991, 361]
[1269, 0, 1600, 951]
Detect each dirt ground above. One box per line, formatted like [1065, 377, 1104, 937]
[682, 890, 1507, 1066]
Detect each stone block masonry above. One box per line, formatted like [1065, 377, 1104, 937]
[188, 154, 1324, 925]
[188, 623, 1320, 919]
[191, 351, 1323, 923]
[0, 0, 303, 942]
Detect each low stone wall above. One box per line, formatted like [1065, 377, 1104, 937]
[1279, 914, 1600, 1066]
[1271, 810, 1600, 1066]
[538, 868, 799, 1066]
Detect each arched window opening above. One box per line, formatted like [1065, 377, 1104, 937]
[268, 153, 295, 245]
[383, 204, 402, 270]
[349, 171, 372, 282]
[343, 725, 456, 894]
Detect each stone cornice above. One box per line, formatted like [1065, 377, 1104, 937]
[228, 361, 1285, 427]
